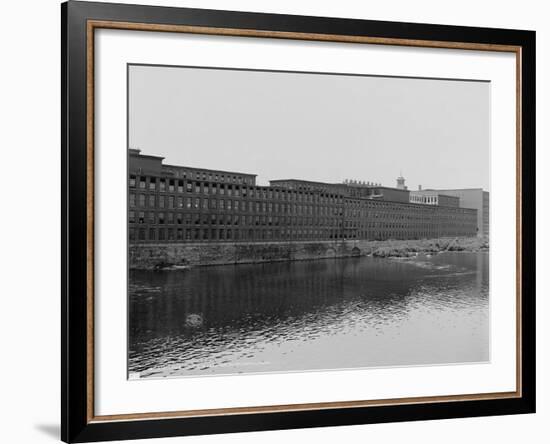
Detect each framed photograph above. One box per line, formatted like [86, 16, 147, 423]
[61, 1, 535, 442]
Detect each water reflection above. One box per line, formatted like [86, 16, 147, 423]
[129, 252, 489, 378]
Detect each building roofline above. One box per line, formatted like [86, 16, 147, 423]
[130, 150, 257, 177]
[425, 188, 485, 191]
[410, 191, 460, 197]
[269, 179, 407, 192]
[129, 152, 165, 161]
[162, 163, 257, 178]
[269, 179, 344, 186]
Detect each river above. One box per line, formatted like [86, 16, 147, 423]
[128, 252, 489, 378]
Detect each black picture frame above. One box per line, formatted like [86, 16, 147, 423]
[61, 1, 536, 442]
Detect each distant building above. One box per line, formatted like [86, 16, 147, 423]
[128, 150, 479, 243]
[427, 189, 489, 238]
[409, 190, 460, 208]
[270, 179, 411, 203]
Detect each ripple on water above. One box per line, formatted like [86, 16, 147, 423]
[129, 253, 489, 378]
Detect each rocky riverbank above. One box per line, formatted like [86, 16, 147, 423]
[371, 237, 489, 258]
[130, 237, 489, 269]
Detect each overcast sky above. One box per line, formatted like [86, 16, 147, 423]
[129, 64, 490, 191]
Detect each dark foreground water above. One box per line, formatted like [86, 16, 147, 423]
[128, 252, 489, 378]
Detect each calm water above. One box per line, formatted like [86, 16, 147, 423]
[128, 252, 489, 378]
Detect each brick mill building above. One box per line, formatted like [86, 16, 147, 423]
[128, 149, 481, 244]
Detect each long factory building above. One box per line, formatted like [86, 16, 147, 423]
[128, 149, 482, 243]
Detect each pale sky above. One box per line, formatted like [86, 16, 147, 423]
[129, 64, 490, 191]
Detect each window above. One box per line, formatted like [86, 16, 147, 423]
[159, 196, 165, 208]
[128, 211, 135, 224]
[129, 193, 136, 208]
[158, 212, 165, 224]
[149, 178, 156, 191]
[129, 175, 136, 188]
[169, 179, 175, 192]
[139, 177, 146, 189]
[168, 196, 174, 209]
[148, 195, 155, 208]
[138, 194, 146, 207]
[138, 212, 145, 224]
[160, 179, 166, 192]
[177, 180, 183, 193]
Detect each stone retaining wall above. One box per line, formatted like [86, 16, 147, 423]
[129, 237, 486, 270]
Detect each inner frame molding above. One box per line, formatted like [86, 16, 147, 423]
[85, 19, 523, 424]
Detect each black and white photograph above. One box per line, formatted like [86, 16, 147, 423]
[0, 0, 543, 442]
[127, 64, 491, 379]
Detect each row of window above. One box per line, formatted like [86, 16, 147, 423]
[129, 175, 478, 220]
[129, 193, 344, 215]
[128, 192, 476, 222]
[340, 230, 472, 239]
[343, 221, 475, 230]
[129, 211, 344, 227]
[344, 199, 472, 214]
[129, 227, 346, 242]
[129, 226, 475, 242]
[130, 210, 475, 228]
[162, 167, 255, 185]
[129, 175, 344, 203]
